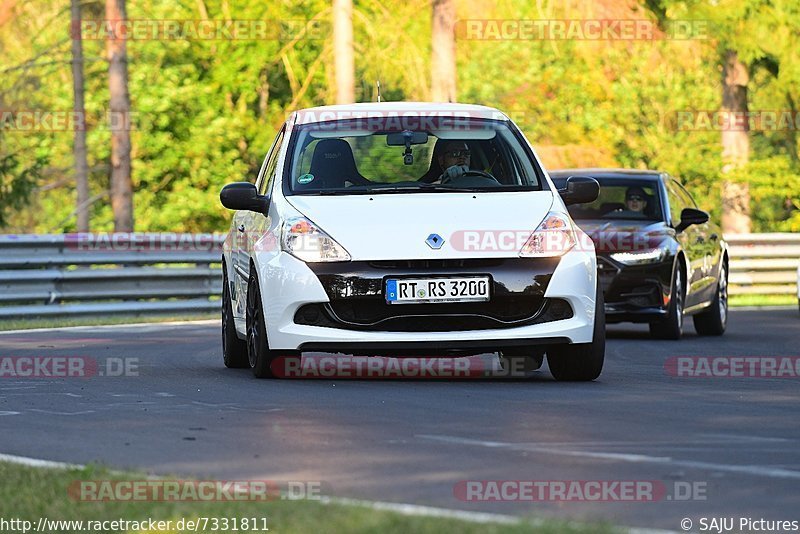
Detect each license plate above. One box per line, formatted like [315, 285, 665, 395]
[385, 277, 490, 304]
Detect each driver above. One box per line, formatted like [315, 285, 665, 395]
[420, 141, 471, 184]
[608, 186, 649, 218]
[624, 187, 648, 214]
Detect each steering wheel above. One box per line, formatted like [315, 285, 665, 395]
[440, 169, 498, 184]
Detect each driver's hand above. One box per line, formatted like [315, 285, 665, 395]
[443, 165, 469, 180]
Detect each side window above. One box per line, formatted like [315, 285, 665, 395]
[665, 180, 685, 226]
[256, 127, 286, 196]
[674, 180, 698, 209]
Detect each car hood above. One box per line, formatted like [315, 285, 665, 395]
[284, 191, 555, 261]
[571, 219, 673, 253]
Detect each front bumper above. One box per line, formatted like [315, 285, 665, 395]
[255, 247, 597, 351]
[597, 254, 673, 323]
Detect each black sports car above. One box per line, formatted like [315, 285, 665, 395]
[550, 169, 728, 339]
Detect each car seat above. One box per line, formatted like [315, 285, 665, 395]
[297, 139, 367, 190]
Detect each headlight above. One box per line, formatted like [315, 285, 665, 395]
[519, 211, 577, 257]
[609, 248, 666, 265]
[281, 217, 351, 262]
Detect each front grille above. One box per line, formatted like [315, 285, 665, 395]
[608, 283, 662, 307]
[294, 298, 573, 332]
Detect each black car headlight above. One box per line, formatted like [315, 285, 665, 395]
[609, 248, 667, 265]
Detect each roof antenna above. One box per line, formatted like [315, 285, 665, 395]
[376, 80, 382, 103]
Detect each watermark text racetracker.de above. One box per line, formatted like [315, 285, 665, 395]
[0, 356, 138, 378]
[271, 354, 535, 379]
[69, 479, 325, 501]
[64, 232, 225, 253]
[454, 480, 708, 502]
[71, 19, 328, 41]
[455, 19, 710, 40]
[665, 356, 800, 378]
[0, 110, 139, 132]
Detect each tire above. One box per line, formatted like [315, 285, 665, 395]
[693, 263, 728, 336]
[649, 264, 684, 340]
[246, 270, 300, 378]
[546, 283, 605, 381]
[222, 269, 249, 368]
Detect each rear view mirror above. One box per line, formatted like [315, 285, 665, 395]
[220, 182, 269, 213]
[675, 207, 709, 233]
[558, 176, 600, 206]
[386, 131, 429, 146]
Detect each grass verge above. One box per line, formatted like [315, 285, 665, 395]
[729, 294, 797, 307]
[0, 462, 617, 534]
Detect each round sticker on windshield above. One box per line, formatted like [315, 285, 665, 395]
[297, 173, 314, 185]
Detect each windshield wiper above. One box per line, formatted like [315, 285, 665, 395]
[354, 183, 490, 193]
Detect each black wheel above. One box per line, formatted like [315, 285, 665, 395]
[546, 283, 605, 381]
[246, 271, 300, 378]
[222, 269, 248, 368]
[693, 263, 728, 336]
[649, 264, 684, 340]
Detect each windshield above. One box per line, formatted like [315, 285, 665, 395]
[285, 118, 543, 195]
[553, 178, 665, 222]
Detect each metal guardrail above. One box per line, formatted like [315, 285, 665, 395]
[0, 232, 796, 320]
[0, 234, 224, 319]
[725, 233, 800, 295]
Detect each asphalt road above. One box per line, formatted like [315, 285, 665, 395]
[1, 309, 799, 531]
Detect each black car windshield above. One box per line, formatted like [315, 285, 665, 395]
[285, 118, 543, 195]
[554, 177, 665, 222]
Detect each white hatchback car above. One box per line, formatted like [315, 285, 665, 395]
[220, 103, 603, 380]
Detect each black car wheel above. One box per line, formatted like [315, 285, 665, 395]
[246, 271, 300, 378]
[649, 264, 684, 340]
[547, 283, 605, 381]
[693, 263, 728, 336]
[222, 268, 249, 368]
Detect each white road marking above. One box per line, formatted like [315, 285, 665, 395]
[28, 409, 96, 416]
[698, 433, 791, 443]
[319, 496, 521, 524]
[416, 434, 800, 480]
[0, 453, 82, 469]
[0, 411, 21, 416]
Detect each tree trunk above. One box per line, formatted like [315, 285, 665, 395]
[720, 50, 750, 234]
[106, 0, 133, 232]
[431, 0, 456, 102]
[332, 0, 354, 104]
[71, 0, 89, 232]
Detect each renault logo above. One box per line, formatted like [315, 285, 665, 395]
[425, 233, 445, 250]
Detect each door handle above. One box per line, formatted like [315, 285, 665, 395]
[237, 224, 246, 233]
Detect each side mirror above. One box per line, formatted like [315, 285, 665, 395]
[220, 182, 269, 213]
[675, 207, 709, 233]
[558, 176, 600, 206]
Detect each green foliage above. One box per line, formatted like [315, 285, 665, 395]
[727, 157, 800, 231]
[0, 151, 44, 227]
